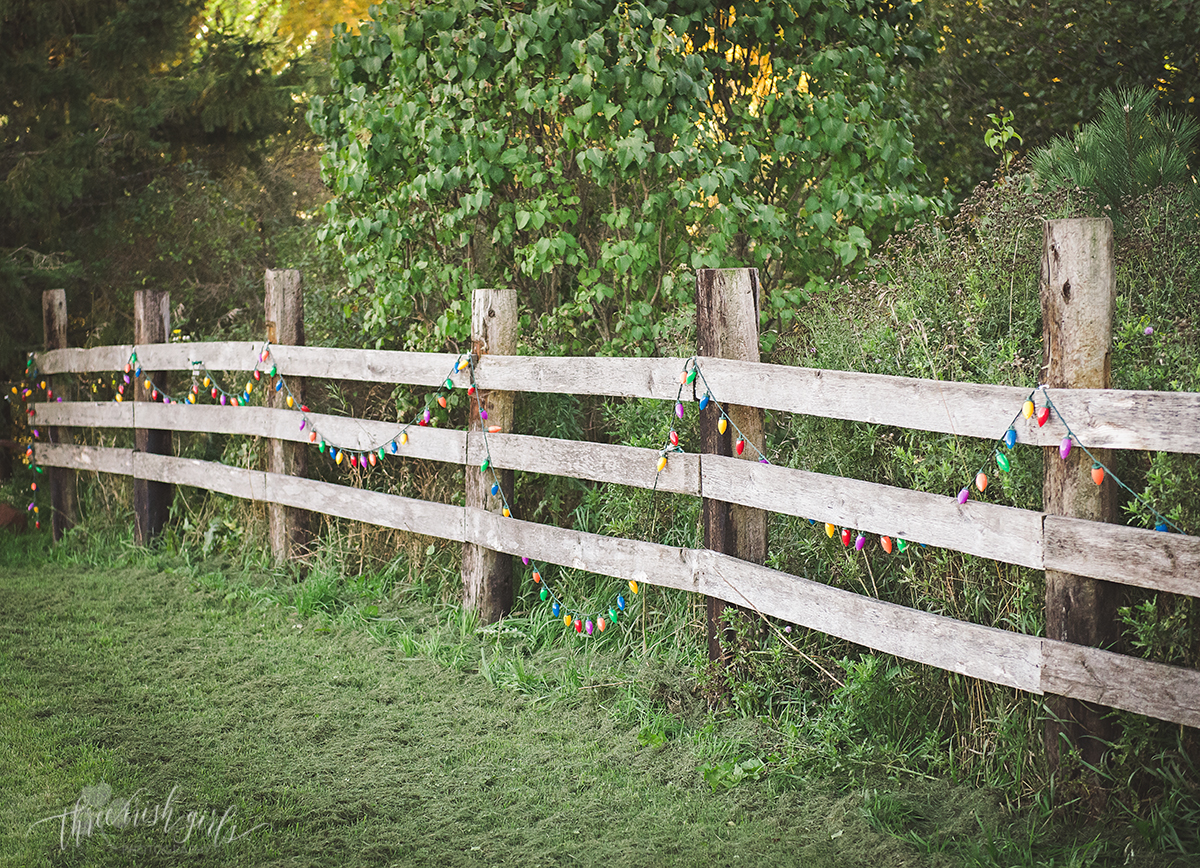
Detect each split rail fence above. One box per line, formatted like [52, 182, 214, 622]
[27, 226, 1200, 738]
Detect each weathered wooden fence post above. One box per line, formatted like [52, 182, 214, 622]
[697, 268, 768, 663]
[1041, 217, 1119, 775]
[133, 289, 173, 544]
[463, 288, 517, 622]
[264, 269, 311, 564]
[41, 289, 78, 539]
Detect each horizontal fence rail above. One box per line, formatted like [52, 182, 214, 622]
[32, 397, 1200, 597]
[32, 441, 1200, 729]
[36, 345, 1200, 453]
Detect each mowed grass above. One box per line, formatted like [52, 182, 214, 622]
[0, 533, 1180, 867]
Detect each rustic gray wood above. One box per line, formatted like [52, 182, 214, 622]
[1042, 640, 1200, 730]
[40, 290, 78, 539]
[466, 433, 700, 496]
[264, 269, 311, 565]
[680, 357, 1200, 454]
[264, 472, 465, 541]
[33, 342, 1200, 454]
[35, 345, 132, 375]
[472, 355, 686, 400]
[1045, 516, 1200, 596]
[1041, 217, 1119, 774]
[135, 452, 269, 500]
[464, 288, 517, 623]
[697, 267, 767, 663]
[701, 454, 1044, 569]
[33, 401, 133, 429]
[33, 443, 134, 476]
[133, 290, 173, 545]
[464, 508, 698, 593]
[695, 550, 1045, 693]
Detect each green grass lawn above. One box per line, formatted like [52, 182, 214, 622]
[0, 534, 1185, 867]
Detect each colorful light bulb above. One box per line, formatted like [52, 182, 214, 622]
[1022, 400, 1034, 419]
[1036, 406, 1050, 427]
[975, 472, 988, 492]
[675, 402, 684, 419]
[491, 482, 499, 496]
[540, 587, 549, 601]
[881, 536, 893, 554]
[617, 595, 626, 611]
[957, 487, 970, 505]
[718, 417, 728, 435]
[841, 528, 851, 547]
[735, 438, 745, 456]
[552, 602, 560, 617]
[669, 430, 679, 446]
[1004, 428, 1017, 449]
[854, 534, 865, 551]
[585, 620, 594, 635]
[1091, 463, 1105, 485]
[656, 455, 667, 472]
[699, 394, 710, 410]
[629, 580, 638, 594]
[996, 451, 1010, 472]
[1059, 437, 1072, 460]
[897, 538, 907, 553]
[825, 522, 835, 538]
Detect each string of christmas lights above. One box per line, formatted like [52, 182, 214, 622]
[18, 343, 1192, 621]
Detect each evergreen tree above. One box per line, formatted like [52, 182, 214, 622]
[1033, 87, 1200, 219]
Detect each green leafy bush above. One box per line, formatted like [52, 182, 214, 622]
[309, 0, 940, 355]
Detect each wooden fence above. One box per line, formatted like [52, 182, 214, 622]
[25, 223, 1200, 740]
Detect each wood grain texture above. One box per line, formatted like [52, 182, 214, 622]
[35, 345, 131, 374]
[691, 357, 1200, 454]
[264, 269, 311, 564]
[42, 289, 78, 539]
[464, 288, 518, 622]
[133, 289, 172, 546]
[1041, 217, 1119, 771]
[1044, 516, 1200, 596]
[265, 473, 464, 542]
[697, 267, 767, 662]
[32, 401, 133, 428]
[464, 508, 698, 592]
[135, 452, 269, 500]
[466, 433, 700, 495]
[33, 443, 134, 476]
[472, 355, 687, 400]
[35, 342, 464, 387]
[1041, 640, 1200, 729]
[33, 342, 1200, 453]
[694, 550, 1045, 693]
[701, 455, 1044, 569]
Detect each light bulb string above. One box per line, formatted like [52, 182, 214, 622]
[676, 357, 772, 465]
[46, 343, 1199, 549]
[1039, 386, 1187, 535]
[119, 344, 474, 465]
[465, 356, 638, 633]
